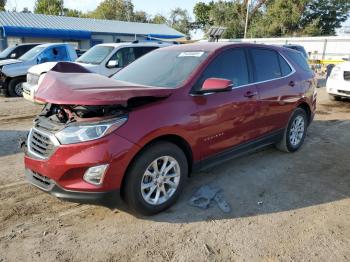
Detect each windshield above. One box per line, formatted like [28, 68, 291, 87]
[19, 46, 45, 61]
[0, 46, 15, 58]
[113, 50, 209, 88]
[76, 45, 114, 65]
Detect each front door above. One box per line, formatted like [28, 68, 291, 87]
[191, 48, 260, 159]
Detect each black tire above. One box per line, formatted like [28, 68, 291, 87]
[8, 77, 25, 97]
[328, 94, 341, 101]
[276, 108, 308, 153]
[123, 141, 188, 215]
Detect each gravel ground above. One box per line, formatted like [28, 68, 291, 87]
[0, 86, 349, 262]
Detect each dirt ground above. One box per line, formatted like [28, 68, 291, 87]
[0, 85, 349, 262]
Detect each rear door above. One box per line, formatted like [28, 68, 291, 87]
[249, 47, 297, 135]
[192, 48, 260, 159]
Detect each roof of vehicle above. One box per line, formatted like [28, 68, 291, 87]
[14, 43, 41, 46]
[95, 42, 172, 48]
[36, 43, 74, 48]
[159, 42, 288, 53]
[335, 61, 350, 70]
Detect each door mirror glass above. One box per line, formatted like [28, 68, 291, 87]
[198, 78, 233, 93]
[10, 53, 16, 58]
[107, 59, 118, 68]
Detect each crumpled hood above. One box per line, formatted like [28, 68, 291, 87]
[34, 70, 174, 106]
[0, 59, 22, 67]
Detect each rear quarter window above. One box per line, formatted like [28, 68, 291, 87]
[285, 51, 312, 72]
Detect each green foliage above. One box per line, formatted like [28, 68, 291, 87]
[169, 8, 191, 35]
[133, 11, 148, 23]
[151, 14, 167, 24]
[194, 0, 350, 38]
[34, 0, 63, 15]
[301, 0, 350, 35]
[90, 0, 134, 21]
[0, 0, 5, 11]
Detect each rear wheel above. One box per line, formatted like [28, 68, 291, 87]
[328, 94, 341, 101]
[8, 77, 26, 97]
[276, 108, 308, 152]
[123, 141, 188, 215]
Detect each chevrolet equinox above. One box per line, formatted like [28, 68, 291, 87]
[25, 43, 316, 215]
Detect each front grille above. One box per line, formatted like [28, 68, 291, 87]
[22, 85, 31, 96]
[344, 71, 350, 81]
[338, 90, 350, 95]
[25, 169, 54, 191]
[28, 128, 57, 159]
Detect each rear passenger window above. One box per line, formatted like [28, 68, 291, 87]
[195, 48, 249, 89]
[251, 48, 282, 81]
[134, 47, 158, 59]
[278, 55, 292, 76]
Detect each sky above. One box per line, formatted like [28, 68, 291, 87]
[5, 0, 212, 18]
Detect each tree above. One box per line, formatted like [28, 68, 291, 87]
[34, 0, 63, 15]
[0, 0, 5, 11]
[133, 10, 149, 23]
[169, 8, 191, 35]
[63, 8, 83, 17]
[151, 14, 167, 24]
[301, 0, 350, 35]
[91, 0, 134, 21]
[193, 1, 214, 28]
[21, 7, 32, 13]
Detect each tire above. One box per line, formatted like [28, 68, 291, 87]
[276, 108, 308, 153]
[8, 77, 25, 97]
[328, 94, 341, 101]
[123, 141, 188, 215]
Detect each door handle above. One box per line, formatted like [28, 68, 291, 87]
[288, 81, 295, 87]
[244, 91, 258, 98]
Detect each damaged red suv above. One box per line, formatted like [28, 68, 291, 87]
[25, 43, 316, 215]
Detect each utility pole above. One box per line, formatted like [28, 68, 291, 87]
[244, 0, 250, 39]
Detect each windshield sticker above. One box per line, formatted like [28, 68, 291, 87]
[178, 51, 204, 57]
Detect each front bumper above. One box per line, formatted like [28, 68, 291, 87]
[326, 79, 350, 97]
[25, 130, 140, 205]
[25, 168, 120, 205]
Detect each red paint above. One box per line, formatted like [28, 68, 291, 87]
[25, 43, 316, 195]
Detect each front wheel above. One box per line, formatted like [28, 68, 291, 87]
[123, 141, 188, 215]
[276, 108, 308, 153]
[8, 77, 26, 97]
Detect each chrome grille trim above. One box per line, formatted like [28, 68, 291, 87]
[27, 127, 60, 159]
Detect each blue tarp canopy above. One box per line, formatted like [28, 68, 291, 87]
[2, 26, 91, 39]
[147, 34, 184, 39]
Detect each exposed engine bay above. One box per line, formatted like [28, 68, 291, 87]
[33, 96, 163, 132]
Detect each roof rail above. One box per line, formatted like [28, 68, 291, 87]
[132, 40, 139, 44]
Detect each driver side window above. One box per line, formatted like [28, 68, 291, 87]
[194, 48, 249, 91]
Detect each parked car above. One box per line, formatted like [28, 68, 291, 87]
[326, 62, 350, 100]
[22, 41, 170, 103]
[75, 41, 171, 76]
[1, 43, 77, 97]
[0, 43, 40, 61]
[283, 44, 308, 59]
[24, 43, 316, 215]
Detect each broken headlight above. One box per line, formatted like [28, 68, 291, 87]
[55, 117, 127, 144]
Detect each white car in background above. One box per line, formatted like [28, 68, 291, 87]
[326, 62, 350, 101]
[22, 41, 171, 103]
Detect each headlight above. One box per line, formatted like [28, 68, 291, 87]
[27, 73, 39, 85]
[55, 117, 127, 144]
[38, 73, 46, 85]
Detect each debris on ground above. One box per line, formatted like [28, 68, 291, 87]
[189, 184, 231, 213]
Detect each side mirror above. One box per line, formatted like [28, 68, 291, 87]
[107, 60, 119, 68]
[10, 53, 16, 58]
[198, 78, 233, 93]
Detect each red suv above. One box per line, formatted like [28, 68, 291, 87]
[25, 43, 316, 215]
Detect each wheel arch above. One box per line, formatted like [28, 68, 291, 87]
[297, 101, 312, 124]
[120, 134, 194, 197]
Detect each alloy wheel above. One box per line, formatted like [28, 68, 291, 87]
[140, 156, 180, 205]
[289, 115, 305, 146]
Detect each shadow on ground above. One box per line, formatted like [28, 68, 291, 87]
[120, 119, 350, 222]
